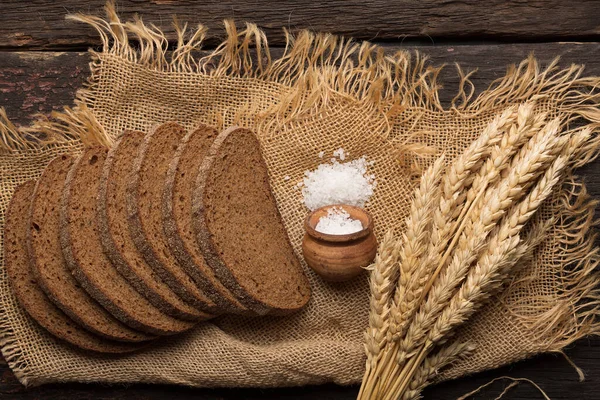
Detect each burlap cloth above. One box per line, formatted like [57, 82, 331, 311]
[0, 4, 599, 388]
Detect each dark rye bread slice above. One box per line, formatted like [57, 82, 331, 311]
[60, 147, 195, 336]
[5, 181, 142, 354]
[193, 127, 311, 315]
[28, 154, 151, 343]
[127, 123, 229, 314]
[97, 130, 209, 322]
[163, 125, 248, 314]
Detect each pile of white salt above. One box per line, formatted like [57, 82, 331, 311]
[300, 148, 376, 211]
[315, 207, 363, 235]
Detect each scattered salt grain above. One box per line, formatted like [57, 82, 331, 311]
[315, 207, 363, 235]
[284, 175, 290, 181]
[318, 151, 325, 158]
[333, 148, 346, 160]
[301, 149, 376, 210]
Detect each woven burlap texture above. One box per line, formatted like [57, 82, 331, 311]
[0, 4, 599, 387]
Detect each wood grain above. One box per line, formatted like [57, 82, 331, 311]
[4, 42, 600, 126]
[1, 1, 600, 50]
[0, 52, 88, 124]
[1, 43, 600, 398]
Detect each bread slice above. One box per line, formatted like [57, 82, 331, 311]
[163, 125, 248, 314]
[5, 181, 143, 353]
[60, 147, 195, 336]
[127, 123, 226, 315]
[193, 127, 311, 315]
[28, 154, 151, 343]
[98, 130, 210, 321]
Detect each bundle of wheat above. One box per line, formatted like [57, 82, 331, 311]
[359, 103, 595, 400]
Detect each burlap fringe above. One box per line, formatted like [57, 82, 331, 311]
[502, 178, 600, 355]
[1, 0, 600, 380]
[1, 1, 598, 153]
[0, 103, 111, 153]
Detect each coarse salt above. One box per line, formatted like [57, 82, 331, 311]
[332, 148, 346, 160]
[300, 149, 376, 211]
[315, 207, 363, 235]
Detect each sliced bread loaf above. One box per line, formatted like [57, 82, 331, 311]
[5, 181, 142, 353]
[163, 125, 247, 314]
[127, 123, 228, 315]
[193, 127, 311, 315]
[28, 154, 151, 343]
[60, 147, 195, 336]
[97, 130, 209, 321]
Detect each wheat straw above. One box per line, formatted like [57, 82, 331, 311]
[359, 231, 401, 398]
[401, 342, 475, 400]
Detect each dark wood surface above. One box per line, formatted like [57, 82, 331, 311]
[2, 1, 600, 50]
[1, 2, 600, 399]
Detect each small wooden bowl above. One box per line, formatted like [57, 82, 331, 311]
[302, 204, 378, 282]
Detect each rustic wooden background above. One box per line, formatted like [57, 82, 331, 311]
[1, 1, 600, 399]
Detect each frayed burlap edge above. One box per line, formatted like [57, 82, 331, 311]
[1, 1, 600, 386]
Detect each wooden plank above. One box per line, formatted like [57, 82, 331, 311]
[3, 42, 600, 126]
[1, 43, 600, 398]
[0, 52, 88, 124]
[1, 1, 600, 50]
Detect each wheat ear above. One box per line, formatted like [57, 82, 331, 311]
[463, 103, 546, 236]
[401, 342, 476, 400]
[428, 154, 567, 347]
[389, 155, 445, 338]
[366, 156, 444, 398]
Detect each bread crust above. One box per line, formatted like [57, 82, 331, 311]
[162, 124, 248, 314]
[28, 154, 152, 343]
[60, 147, 195, 336]
[97, 130, 210, 322]
[6, 181, 144, 353]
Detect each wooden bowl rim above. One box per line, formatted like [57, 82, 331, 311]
[304, 204, 373, 243]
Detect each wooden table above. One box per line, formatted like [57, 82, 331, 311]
[1, 2, 599, 399]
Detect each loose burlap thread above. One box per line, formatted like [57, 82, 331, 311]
[0, 3, 599, 388]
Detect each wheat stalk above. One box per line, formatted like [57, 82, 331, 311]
[391, 156, 567, 400]
[359, 108, 591, 400]
[359, 230, 401, 398]
[401, 342, 475, 400]
[387, 130, 592, 400]
[393, 108, 517, 335]
[381, 121, 571, 400]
